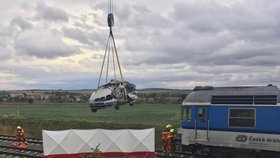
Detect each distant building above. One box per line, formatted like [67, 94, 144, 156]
[10, 91, 25, 98]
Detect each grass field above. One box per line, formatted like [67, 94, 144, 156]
[0, 103, 181, 147]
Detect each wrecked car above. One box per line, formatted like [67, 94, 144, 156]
[89, 80, 137, 112]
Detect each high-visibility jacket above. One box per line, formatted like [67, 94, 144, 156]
[168, 133, 176, 143]
[162, 131, 170, 141]
[16, 129, 26, 139]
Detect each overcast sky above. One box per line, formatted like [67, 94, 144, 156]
[1, 0, 280, 90]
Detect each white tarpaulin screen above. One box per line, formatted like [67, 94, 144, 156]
[42, 128, 155, 158]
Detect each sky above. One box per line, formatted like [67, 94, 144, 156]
[1, 0, 280, 90]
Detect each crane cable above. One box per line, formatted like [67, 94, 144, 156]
[112, 40, 117, 80]
[97, 0, 127, 100]
[97, 36, 110, 88]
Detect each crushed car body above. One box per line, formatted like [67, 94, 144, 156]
[89, 80, 137, 112]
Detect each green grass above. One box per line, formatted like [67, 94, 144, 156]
[0, 103, 181, 147]
[0, 103, 180, 124]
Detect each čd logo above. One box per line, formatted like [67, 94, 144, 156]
[236, 135, 247, 142]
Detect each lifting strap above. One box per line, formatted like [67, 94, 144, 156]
[97, 0, 127, 100]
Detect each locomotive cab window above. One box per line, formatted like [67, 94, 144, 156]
[181, 108, 192, 121]
[229, 109, 255, 128]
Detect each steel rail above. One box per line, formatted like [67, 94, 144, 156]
[0, 135, 43, 145]
[155, 149, 193, 158]
[0, 145, 43, 158]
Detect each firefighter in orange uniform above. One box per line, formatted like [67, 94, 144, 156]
[167, 128, 176, 156]
[162, 127, 168, 152]
[162, 124, 172, 153]
[16, 126, 28, 145]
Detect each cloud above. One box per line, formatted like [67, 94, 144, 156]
[118, 0, 280, 68]
[10, 16, 32, 31]
[1, 0, 280, 90]
[0, 47, 11, 60]
[15, 29, 77, 59]
[62, 27, 106, 49]
[36, 2, 68, 22]
[0, 23, 18, 61]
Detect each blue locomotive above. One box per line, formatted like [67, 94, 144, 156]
[179, 84, 280, 158]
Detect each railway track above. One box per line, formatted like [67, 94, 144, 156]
[155, 149, 194, 158]
[0, 135, 43, 158]
[0, 135, 196, 158]
[0, 135, 43, 145]
[0, 145, 43, 158]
